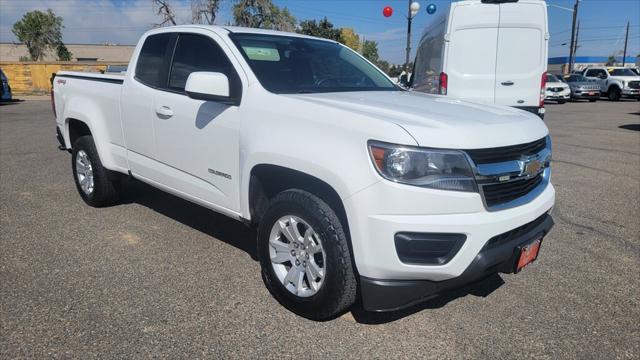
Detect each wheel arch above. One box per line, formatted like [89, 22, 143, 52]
[247, 163, 360, 278]
[247, 164, 350, 231]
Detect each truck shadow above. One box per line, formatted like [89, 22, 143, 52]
[120, 179, 259, 260]
[349, 274, 505, 324]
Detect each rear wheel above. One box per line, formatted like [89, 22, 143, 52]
[608, 87, 621, 101]
[257, 189, 356, 320]
[558, 100, 566, 104]
[71, 135, 121, 207]
[589, 99, 597, 102]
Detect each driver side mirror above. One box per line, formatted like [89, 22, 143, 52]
[185, 72, 240, 106]
[399, 74, 408, 86]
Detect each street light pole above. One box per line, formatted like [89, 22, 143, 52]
[404, 1, 420, 72]
[405, 5, 412, 71]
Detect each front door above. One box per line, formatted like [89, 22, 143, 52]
[584, 68, 608, 92]
[151, 32, 243, 213]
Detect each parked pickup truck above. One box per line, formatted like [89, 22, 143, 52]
[582, 66, 640, 101]
[53, 25, 555, 320]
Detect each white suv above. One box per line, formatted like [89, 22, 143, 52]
[544, 74, 570, 104]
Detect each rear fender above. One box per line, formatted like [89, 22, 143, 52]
[63, 97, 122, 173]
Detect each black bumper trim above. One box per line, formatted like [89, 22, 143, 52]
[360, 213, 554, 312]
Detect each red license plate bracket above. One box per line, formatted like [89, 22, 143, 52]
[515, 238, 542, 273]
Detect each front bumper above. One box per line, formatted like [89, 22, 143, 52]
[360, 213, 554, 311]
[571, 89, 600, 99]
[545, 91, 570, 101]
[345, 178, 555, 280]
[622, 88, 640, 98]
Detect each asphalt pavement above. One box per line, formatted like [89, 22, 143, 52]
[1, 98, 639, 358]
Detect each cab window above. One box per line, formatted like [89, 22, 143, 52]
[168, 34, 235, 92]
[135, 33, 174, 88]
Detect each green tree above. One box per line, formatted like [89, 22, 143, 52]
[12, 9, 65, 61]
[339, 28, 360, 51]
[233, 0, 296, 31]
[56, 43, 72, 61]
[297, 17, 340, 41]
[362, 40, 379, 64]
[605, 55, 616, 66]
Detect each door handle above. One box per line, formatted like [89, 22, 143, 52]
[155, 106, 173, 118]
[501, 81, 514, 86]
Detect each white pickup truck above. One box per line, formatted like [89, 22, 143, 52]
[582, 66, 640, 101]
[53, 25, 555, 320]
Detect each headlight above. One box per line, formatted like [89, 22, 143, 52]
[368, 141, 477, 192]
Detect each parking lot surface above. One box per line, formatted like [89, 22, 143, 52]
[1, 99, 639, 358]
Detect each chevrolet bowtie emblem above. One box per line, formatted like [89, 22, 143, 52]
[519, 158, 543, 178]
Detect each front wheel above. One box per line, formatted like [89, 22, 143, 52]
[608, 88, 621, 101]
[257, 189, 356, 320]
[589, 99, 597, 102]
[558, 100, 566, 104]
[71, 135, 121, 207]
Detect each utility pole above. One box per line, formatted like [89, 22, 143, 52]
[567, 0, 579, 73]
[574, 20, 580, 61]
[622, 21, 630, 66]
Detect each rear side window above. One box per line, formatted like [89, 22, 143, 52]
[168, 34, 234, 91]
[135, 33, 173, 87]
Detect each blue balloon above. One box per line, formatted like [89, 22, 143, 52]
[426, 3, 437, 14]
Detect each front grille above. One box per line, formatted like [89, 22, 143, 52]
[484, 213, 549, 250]
[550, 87, 564, 92]
[629, 81, 640, 89]
[465, 137, 547, 164]
[482, 174, 543, 207]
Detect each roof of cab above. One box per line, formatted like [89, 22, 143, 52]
[145, 24, 335, 43]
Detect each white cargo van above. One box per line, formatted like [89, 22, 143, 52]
[411, 0, 549, 118]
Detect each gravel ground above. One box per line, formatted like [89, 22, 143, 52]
[1, 99, 639, 359]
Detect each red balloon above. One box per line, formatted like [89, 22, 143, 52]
[383, 6, 393, 17]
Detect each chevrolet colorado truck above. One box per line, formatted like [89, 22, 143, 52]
[53, 26, 555, 320]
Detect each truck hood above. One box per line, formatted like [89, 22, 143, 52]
[610, 76, 640, 81]
[284, 90, 548, 149]
[546, 81, 569, 89]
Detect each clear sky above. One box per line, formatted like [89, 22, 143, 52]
[0, 0, 638, 64]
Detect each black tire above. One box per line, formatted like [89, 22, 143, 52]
[589, 99, 597, 102]
[257, 189, 356, 320]
[608, 87, 621, 101]
[558, 100, 566, 104]
[71, 135, 121, 207]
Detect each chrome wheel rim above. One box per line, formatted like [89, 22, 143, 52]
[75, 150, 94, 195]
[269, 215, 326, 297]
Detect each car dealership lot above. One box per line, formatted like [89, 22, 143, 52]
[1, 100, 638, 358]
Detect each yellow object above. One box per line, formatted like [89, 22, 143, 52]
[0, 61, 127, 95]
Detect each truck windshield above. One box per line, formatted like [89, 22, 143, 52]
[231, 33, 397, 94]
[609, 68, 636, 77]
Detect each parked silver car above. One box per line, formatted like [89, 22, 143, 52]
[564, 74, 600, 102]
